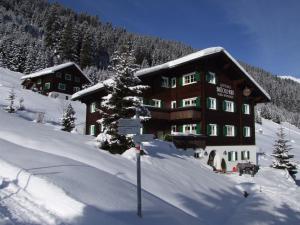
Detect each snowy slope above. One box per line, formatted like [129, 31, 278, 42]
[0, 67, 300, 225]
[279, 75, 300, 84]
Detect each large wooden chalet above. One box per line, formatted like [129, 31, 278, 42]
[21, 62, 91, 100]
[71, 47, 270, 172]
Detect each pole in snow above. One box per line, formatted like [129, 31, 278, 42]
[136, 144, 142, 217]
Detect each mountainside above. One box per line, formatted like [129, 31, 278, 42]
[0, 0, 299, 129]
[0, 67, 300, 225]
[280, 75, 300, 84]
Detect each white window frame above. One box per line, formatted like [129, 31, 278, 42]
[44, 82, 50, 90]
[208, 97, 217, 110]
[225, 125, 235, 137]
[161, 76, 169, 88]
[65, 74, 72, 81]
[171, 125, 177, 134]
[225, 100, 234, 112]
[152, 99, 161, 108]
[171, 77, 176, 88]
[182, 73, 196, 86]
[171, 101, 177, 109]
[242, 151, 250, 160]
[244, 126, 251, 137]
[90, 102, 96, 113]
[209, 124, 217, 136]
[89, 125, 95, 136]
[183, 97, 197, 107]
[183, 124, 197, 134]
[73, 87, 80, 93]
[229, 151, 238, 162]
[58, 83, 66, 90]
[207, 71, 216, 84]
[244, 104, 250, 114]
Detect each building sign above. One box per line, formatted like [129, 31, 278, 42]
[216, 83, 234, 99]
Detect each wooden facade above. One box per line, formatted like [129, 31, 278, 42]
[21, 62, 91, 99]
[72, 48, 270, 171]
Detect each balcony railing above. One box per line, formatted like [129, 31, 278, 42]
[146, 106, 201, 121]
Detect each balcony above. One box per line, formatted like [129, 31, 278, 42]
[147, 106, 201, 121]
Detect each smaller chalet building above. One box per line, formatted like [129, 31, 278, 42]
[72, 47, 270, 172]
[21, 62, 91, 100]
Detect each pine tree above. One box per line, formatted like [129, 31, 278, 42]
[271, 127, 298, 179]
[61, 103, 76, 132]
[5, 88, 16, 113]
[98, 43, 149, 154]
[59, 18, 76, 61]
[80, 30, 93, 68]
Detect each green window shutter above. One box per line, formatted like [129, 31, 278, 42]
[223, 101, 226, 111]
[233, 102, 237, 112]
[160, 101, 164, 108]
[196, 97, 201, 108]
[195, 71, 201, 81]
[247, 151, 250, 159]
[179, 99, 183, 107]
[235, 152, 238, 161]
[207, 124, 211, 136]
[206, 98, 210, 108]
[243, 127, 246, 137]
[215, 99, 218, 110]
[234, 126, 237, 137]
[196, 123, 201, 134]
[179, 77, 183, 86]
[217, 124, 220, 136]
[178, 125, 183, 132]
[223, 125, 227, 136]
[205, 73, 210, 82]
[241, 151, 245, 160]
[242, 104, 245, 114]
[228, 152, 232, 161]
[215, 74, 218, 84]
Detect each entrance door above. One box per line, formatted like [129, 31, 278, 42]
[207, 150, 216, 170]
[221, 158, 227, 172]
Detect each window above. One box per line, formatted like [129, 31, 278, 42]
[207, 124, 217, 136]
[73, 87, 80, 93]
[182, 73, 196, 85]
[223, 100, 235, 112]
[37, 79, 42, 84]
[161, 76, 169, 88]
[171, 101, 177, 109]
[152, 99, 161, 108]
[183, 97, 197, 107]
[183, 124, 197, 134]
[243, 104, 250, 114]
[56, 72, 62, 78]
[206, 71, 216, 84]
[89, 125, 95, 136]
[171, 77, 176, 88]
[228, 151, 238, 161]
[241, 151, 250, 160]
[65, 74, 72, 81]
[207, 97, 217, 110]
[90, 102, 96, 113]
[58, 83, 66, 90]
[44, 82, 50, 90]
[243, 126, 251, 137]
[171, 125, 177, 134]
[224, 125, 235, 137]
[74, 76, 80, 83]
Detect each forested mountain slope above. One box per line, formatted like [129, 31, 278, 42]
[0, 0, 299, 128]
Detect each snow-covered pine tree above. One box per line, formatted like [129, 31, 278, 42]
[271, 127, 297, 179]
[61, 103, 76, 132]
[5, 88, 16, 113]
[97, 43, 149, 154]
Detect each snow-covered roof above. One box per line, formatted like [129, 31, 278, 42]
[71, 79, 114, 100]
[21, 62, 92, 83]
[136, 47, 271, 101]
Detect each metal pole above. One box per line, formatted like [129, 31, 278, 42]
[136, 144, 142, 217]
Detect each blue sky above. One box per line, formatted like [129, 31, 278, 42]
[52, 0, 300, 77]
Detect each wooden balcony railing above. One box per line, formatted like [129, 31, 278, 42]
[147, 106, 201, 121]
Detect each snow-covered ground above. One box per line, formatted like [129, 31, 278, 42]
[0, 68, 299, 225]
